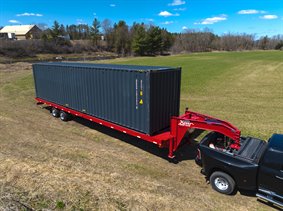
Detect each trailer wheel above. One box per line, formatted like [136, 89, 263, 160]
[59, 111, 70, 121]
[210, 171, 235, 195]
[51, 108, 60, 118]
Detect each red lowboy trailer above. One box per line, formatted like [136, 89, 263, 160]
[35, 97, 241, 159]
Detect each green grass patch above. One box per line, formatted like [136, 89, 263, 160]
[56, 200, 66, 209]
[2, 73, 34, 101]
[99, 51, 283, 139]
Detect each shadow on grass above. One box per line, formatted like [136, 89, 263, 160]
[73, 116, 203, 163]
[43, 105, 203, 162]
[256, 199, 282, 210]
[40, 103, 204, 163]
[42, 106, 203, 164]
[239, 190, 282, 210]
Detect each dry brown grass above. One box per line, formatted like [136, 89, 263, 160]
[0, 58, 278, 210]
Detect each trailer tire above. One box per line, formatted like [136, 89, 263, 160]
[51, 108, 60, 118]
[210, 171, 235, 195]
[59, 111, 70, 121]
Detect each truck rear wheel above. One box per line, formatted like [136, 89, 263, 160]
[210, 171, 235, 195]
[59, 111, 70, 121]
[51, 108, 60, 117]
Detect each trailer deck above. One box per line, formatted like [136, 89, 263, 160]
[36, 97, 241, 158]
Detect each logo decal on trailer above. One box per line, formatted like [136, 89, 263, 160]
[178, 120, 194, 127]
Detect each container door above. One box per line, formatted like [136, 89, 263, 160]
[149, 69, 181, 134]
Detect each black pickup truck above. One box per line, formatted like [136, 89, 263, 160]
[195, 132, 283, 208]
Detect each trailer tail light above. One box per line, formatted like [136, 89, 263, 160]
[197, 149, 201, 160]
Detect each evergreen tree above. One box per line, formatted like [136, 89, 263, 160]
[145, 26, 162, 55]
[91, 18, 101, 46]
[131, 23, 147, 55]
[51, 21, 60, 38]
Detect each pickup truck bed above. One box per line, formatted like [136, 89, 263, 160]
[236, 137, 267, 163]
[197, 132, 266, 163]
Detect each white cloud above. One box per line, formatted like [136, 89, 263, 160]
[16, 12, 43, 17]
[9, 20, 20, 24]
[238, 9, 266, 15]
[159, 11, 173, 17]
[173, 8, 186, 11]
[194, 15, 227, 25]
[182, 26, 188, 30]
[162, 21, 174, 25]
[110, 4, 116, 7]
[169, 0, 185, 6]
[260, 15, 278, 19]
[158, 11, 179, 17]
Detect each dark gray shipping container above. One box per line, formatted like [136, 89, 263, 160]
[33, 63, 181, 135]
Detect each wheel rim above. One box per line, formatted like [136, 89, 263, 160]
[60, 112, 65, 120]
[214, 177, 229, 191]
[52, 110, 57, 116]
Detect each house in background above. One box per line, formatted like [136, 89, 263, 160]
[0, 25, 42, 40]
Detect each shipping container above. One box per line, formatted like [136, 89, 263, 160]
[33, 63, 181, 135]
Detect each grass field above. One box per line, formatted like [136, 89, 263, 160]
[0, 51, 282, 210]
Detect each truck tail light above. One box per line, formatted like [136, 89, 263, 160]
[197, 149, 201, 160]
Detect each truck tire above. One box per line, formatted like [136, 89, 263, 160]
[210, 171, 235, 195]
[51, 108, 60, 118]
[59, 111, 70, 121]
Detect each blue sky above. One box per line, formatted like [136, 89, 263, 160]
[0, 0, 282, 37]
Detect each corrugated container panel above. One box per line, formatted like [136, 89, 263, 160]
[33, 62, 181, 135]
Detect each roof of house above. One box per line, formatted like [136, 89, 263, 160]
[0, 25, 40, 35]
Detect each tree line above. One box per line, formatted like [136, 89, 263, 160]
[0, 18, 282, 58]
[41, 19, 283, 55]
[41, 19, 174, 56]
[172, 29, 283, 53]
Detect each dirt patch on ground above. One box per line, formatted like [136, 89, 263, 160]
[0, 62, 31, 72]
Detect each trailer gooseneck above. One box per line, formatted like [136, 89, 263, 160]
[36, 97, 241, 159]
